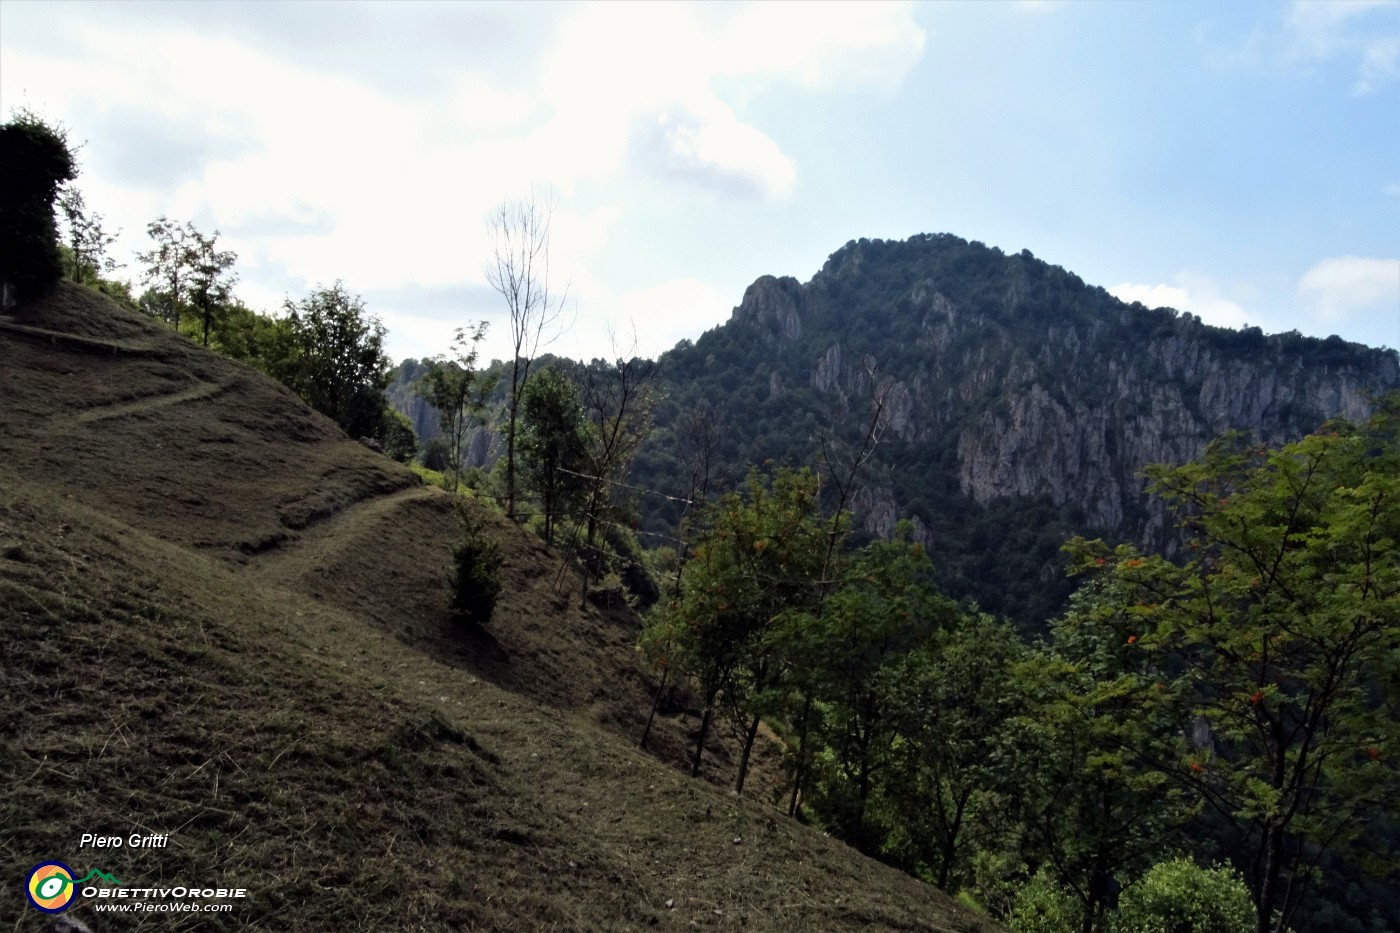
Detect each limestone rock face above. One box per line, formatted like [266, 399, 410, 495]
[730, 275, 804, 344]
[700, 236, 1399, 560]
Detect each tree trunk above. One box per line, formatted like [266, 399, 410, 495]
[1256, 823, 1284, 933]
[691, 704, 715, 778]
[787, 693, 813, 817]
[640, 666, 669, 750]
[935, 787, 970, 891]
[506, 357, 521, 519]
[735, 712, 762, 795]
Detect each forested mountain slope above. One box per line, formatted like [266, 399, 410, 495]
[632, 234, 1399, 626]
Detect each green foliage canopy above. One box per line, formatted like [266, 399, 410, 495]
[0, 109, 78, 299]
[281, 282, 392, 440]
[1066, 396, 1400, 933]
[519, 366, 588, 545]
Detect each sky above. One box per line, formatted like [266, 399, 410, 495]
[2, 0, 1397, 365]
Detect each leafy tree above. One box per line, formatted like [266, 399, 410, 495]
[136, 216, 194, 330]
[795, 526, 948, 853]
[186, 227, 237, 347]
[1010, 579, 1195, 933]
[136, 219, 237, 343]
[381, 409, 418, 464]
[519, 366, 587, 545]
[882, 608, 1028, 891]
[450, 503, 503, 627]
[418, 324, 491, 491]
[205, 300, 296, 373]
[56, 186, 120, 285]
[656, 468, 830, 788]
[282, 282, 392, 440]
[1111, 858, 1255, 933]
[485, 188, 568, 520]
[0, 108, 77, 300]
[639, 401, 722, 751]
[1068, 398, 1400, 933]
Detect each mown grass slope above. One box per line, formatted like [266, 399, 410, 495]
[0, 283, 998, 932]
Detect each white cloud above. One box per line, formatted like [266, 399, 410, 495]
[718, 2, 926, 91]
[613, 278, 731, 359]
[1286, 0, 1400, 94]
[0, 1, 926, 362]
[1297, 255, 1400, 323]
[1109, 273, 1262, 331]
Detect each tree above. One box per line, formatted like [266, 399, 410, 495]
[485, 188, 568, 520]
[656, 468, 830, 788]
[783, 368, 895, 818]
[418, 324, 491, 492]
[1008, 580, 1194, 933]
[136, 217, 193, 330]
[205, 299, 295, 373]
[519, 366, 587, 545]
[381, 410, 419, 464]
[639, 401, 721, 751]
[186, 227, 237, 347]
[1068, 398, 1400, 933]
[575, 351, 659, 596]
[449, 502, 503, 627]
[1111, 858, 1256, 933]
[0, 108, 77, 301]
[56, 186, 120, 285]
[882, 608, 1028, 892]
[797, 527, 950, 854]
[282, 283, 392, 440]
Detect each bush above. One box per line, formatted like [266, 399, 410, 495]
[0, 109, 77, 300]
[1111, 858, 1255, 933]
[381, 409, 418, 463]
[420, 436, 452, 472]
[449, 505, 502, 626]
[1007, 872, 1082, 933]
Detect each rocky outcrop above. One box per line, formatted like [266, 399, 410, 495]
[695, 236, 1397, 552]
[730, 275, 804, 344]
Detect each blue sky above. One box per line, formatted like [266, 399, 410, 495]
[2, 0, 1396, 364]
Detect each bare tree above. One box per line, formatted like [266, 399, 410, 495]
[484, 188, 568, 520]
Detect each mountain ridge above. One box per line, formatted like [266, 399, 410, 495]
[631, 233, 1398, 625]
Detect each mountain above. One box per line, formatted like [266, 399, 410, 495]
[0, 282, 997, 932]
[632, 234, 1399, 628]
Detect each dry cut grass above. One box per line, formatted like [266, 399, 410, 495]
[0, 284, 999, 932]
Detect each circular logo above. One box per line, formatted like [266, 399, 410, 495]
[26, 862, 76, 913]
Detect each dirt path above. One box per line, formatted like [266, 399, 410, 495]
[248, 484, 441, 587]
[68, 377, 241, 425]
[0, 318, 164, 355]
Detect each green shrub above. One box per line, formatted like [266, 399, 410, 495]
[0, 109, 77, 300]
[1007, 872, 1082, 933]
[381, 408, 418, 463]
[449, 506, 502, 626]
[1112, 858, 1255, 933]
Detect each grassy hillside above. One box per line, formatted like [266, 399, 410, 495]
[0, 283, 997, 932]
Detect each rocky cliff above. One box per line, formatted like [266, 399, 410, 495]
[637, 234, 1399, 625]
